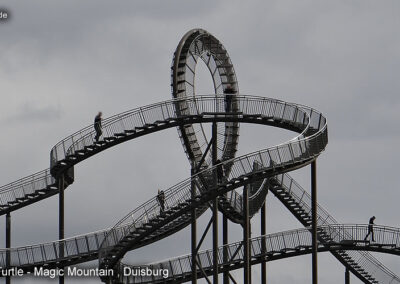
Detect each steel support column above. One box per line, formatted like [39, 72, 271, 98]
[223, 215, 228, 284]
[249, 221, 252, 284]
[212, 121, 219, 284]
[311, 160, 318, 284]
[6, 212, 11, 284]
[191, 167, 197, 284]
[345, 268, 350, 284]
[59, 175, 65, 284]
[261, 202, 267, 284]
[243, 185, 250, 284]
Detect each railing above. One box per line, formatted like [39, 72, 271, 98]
[172, 29, 240, 173]
[2, 95, 314, 270]
[50, 95, 311, 174]
[248, 178, 269, 216]
[116, 224, 400, 283]
[98, 95, 327, 269]
[0, 95, 396, 283]
[0, 169, 55, 209]
[220, 173, 269, 222]
[271, 173, 400, 283]
[0, 228, 113, 269]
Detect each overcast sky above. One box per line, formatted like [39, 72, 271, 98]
[0, 1, 399, 283]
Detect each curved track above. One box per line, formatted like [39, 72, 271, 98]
[96, 94, 324, 269]
[116, 224, 400, 284]
[0, 28, 398, 284]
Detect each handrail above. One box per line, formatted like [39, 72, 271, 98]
[116, 224, 400, 283]
[98, 95, 326, 270]
[49, 95, 311, 174]
[0, 95, 314, 270]
[269, 172, 400, 283]
[0, 95, 397, 283]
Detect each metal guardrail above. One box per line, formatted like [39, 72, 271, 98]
[0, 228, 111, 269]
[0, 95, 316, 271]
[0, 169, 55, 210]
[0, 28, 395, 284]
[0, 95, 397, 283]
[116, 224, 400, 283]
[172, 28, 240, 175]
[98, 95, 327, 269]
[49, 95, 312, 173]
[223, 162, 270, 222]
[270, 173, 400, 283]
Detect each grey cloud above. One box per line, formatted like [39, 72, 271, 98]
[0, 1, 399, 283]
[6, 102, 62, 124]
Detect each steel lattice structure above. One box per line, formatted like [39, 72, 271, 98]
[0, 29, 399, 284]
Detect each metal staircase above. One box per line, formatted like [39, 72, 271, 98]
[98, 96, 327, 276]
[115, 224, 400, 284]
[0, 169, 72, 216]
[269, 173, 398, 283]
[0, 96, 398, 284]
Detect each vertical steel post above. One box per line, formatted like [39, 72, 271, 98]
[6, 212, 11, 284]
[212, 121, 219, 284]
[249, 221, 252, 284]
[311, 160, 318, 284]
[345, 268, 350, 284]
[59, 175, 65, 284]
[243, 185, 250, 284]
[223, 215, 228, 284]
[261, 202, 267, 284]
[191, 167, 197, 284]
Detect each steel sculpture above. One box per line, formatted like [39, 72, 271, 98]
[0, 29, 398, 284]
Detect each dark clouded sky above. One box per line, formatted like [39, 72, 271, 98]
[0, 1, 399, 283]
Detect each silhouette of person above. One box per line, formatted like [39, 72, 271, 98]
[224, 84, 236, 113]
[216, 159, 224, 184]
[94, 111, 103, 142]
[157, 189, 165, 213]
[364, 216, 376, 242]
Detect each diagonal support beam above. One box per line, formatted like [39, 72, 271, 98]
[196, 217, 214, 254]
[196, 255, 212, 284]
[228, 272, 239, 284]
[229, 243, 243, 262]
[195, 136, 215, 173]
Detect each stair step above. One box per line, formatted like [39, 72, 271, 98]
[65, 155, 77, 161]
[135, 126, 148, 131]
[27, 194, 39, 199]
[125, 129, 136, 134]
[75, 150, 86, 155]
[104, 137, 116, 142]
[84, 146, 95, 151]
[215, 50, 227, 55]
[220, 73, 235, 77]
[114, 133, 127, 138]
